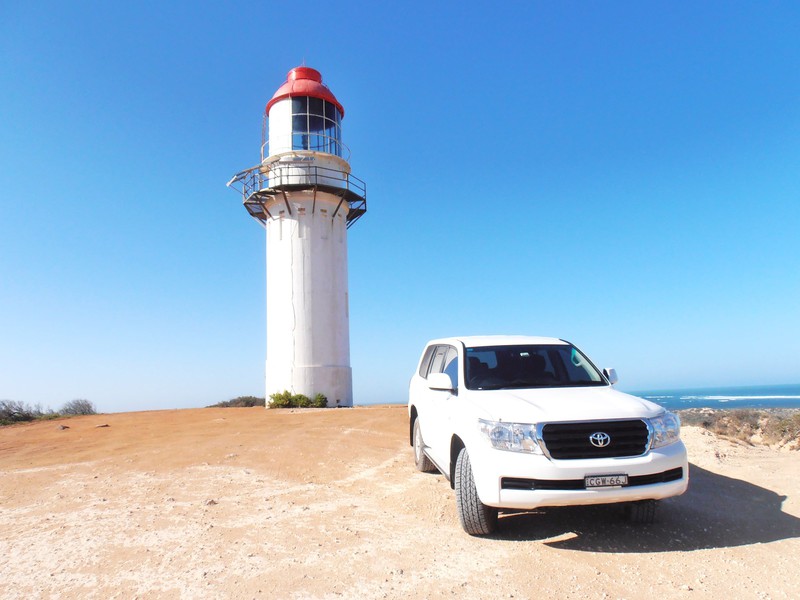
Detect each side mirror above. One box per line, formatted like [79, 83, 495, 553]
[603, 368, 619, 385]
[428, 372, 455, 391]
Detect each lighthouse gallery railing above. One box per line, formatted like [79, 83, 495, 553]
[227, 162, 367, 228]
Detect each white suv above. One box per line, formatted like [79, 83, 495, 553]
[408, 335, 688, 535]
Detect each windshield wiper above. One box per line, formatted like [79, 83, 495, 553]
[474, 382, 555, 390]
[497, 383, 552, 390]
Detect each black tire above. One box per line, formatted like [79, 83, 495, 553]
[455, 448, 498, 535]
[624, 499, 657, 524]
[413, 419, 436, 473]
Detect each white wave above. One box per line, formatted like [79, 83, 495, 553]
[679, 395, 800, 401]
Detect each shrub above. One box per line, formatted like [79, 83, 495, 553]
[60, 399, 97, 415]
[762, 413, 800, 446]
[208, 396, 266, 408]
[0, 400, 56, 425]
[1, 400, 34, 424]
[268, 390, 296, 408]
[268, 391, 330, 409]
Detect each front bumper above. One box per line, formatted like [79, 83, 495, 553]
[470, 440, 689, 510]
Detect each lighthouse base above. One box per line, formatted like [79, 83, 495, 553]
[266, 362, 353, 408]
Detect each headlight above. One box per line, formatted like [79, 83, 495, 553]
[479, 419, 543, 454]
[649, 412, 681, 448]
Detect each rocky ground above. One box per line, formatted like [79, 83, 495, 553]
[1, 406, 798, 599]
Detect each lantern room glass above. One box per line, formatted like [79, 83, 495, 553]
[290, 96, 342, 157]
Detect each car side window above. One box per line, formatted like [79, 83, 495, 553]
[427, 346, 447, 377]
[442, 346, 459, 386]
[418, 345, 437, 378]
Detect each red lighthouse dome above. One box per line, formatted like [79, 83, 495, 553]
[266, 67, 344, 117]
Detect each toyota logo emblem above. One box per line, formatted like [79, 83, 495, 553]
[589, 432, 611, 448]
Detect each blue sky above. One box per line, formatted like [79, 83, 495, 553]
[1, 2, 798, 412]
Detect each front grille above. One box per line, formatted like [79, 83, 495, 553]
[501, 467, 684, 491]
[541, 420, 649, 459]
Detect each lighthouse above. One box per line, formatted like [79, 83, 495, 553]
[228, 67, 366, 407]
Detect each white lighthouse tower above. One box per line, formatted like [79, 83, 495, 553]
[228, 67, 366, 407]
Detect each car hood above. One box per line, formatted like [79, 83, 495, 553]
[468, 386, 665, 423]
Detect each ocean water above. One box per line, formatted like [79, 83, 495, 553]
[629, 383, 800, 411]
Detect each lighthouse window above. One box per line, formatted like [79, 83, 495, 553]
[292, 97, 307, 113]
[309, 115, 325, 133]
[309, 97, 324, 115]
[324, 102, 337, 121]
[290, 96, 342, 156]
[292, 115, 307, 131]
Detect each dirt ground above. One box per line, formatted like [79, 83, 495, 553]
[1, 406, 798, 600]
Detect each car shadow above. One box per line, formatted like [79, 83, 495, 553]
[491, 464, 800, 552]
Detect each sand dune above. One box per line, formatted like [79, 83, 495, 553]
[1, 406, 798, 599]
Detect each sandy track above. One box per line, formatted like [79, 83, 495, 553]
[1, 406, 798, 599]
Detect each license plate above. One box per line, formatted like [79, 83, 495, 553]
[585, 474, 628, 488]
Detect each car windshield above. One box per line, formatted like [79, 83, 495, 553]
[464, 344, 607, 390]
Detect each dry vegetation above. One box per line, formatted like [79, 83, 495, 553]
[0, 399, 96, 425]
[679, 408, 800, 449]
[206, 395, 266, 408]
